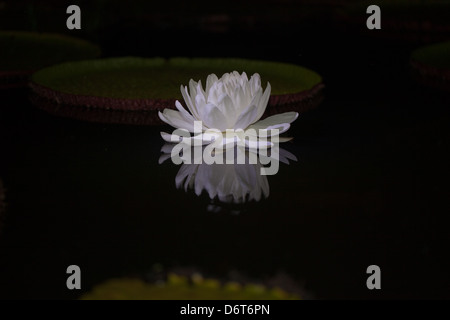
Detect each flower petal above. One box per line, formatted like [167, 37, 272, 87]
[161, 131, 214, 146]
[199, 102, 229, 131]
[175, 164, 198, 191]
[260, 123, 292, 136]
[160, 131, 184, 143]
[160, 143, 175, 154]
[278, 136, 294, 143]
[206, 73, 219, 93]
[158, 109, 195, 132]
[180, 85, 200, 120]
[158, 153, 172, 164]
[175, 100, 196, 122]
[248, 111, 298, 130]
[189, 79, 198, 96]
[233, 104, 259, 130]
[254, 82, 271, 121]
[234, 85, 252, 115]
[249, 73, 261, 95]
[196, 80, 206, 100]
[279, 147, 298, 163]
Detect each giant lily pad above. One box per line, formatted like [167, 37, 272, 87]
[410, 41, 450, 92]
[0, 31, 101, 88]
[30, 57, 323, 114]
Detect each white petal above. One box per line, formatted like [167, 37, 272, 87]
[175, 164, 198, 191]
[241, 71, 249, 82]
[220, 95, 238, 127]
[248, 112, 298, 130]
[249, 73, 261, 95]
[243, 122, 291, 139]
[160, 143, 175, 154]
[278, 136, 294, 143]
[279, 147, 298, 163]
[234, 85, 251, 114]
[161, 131, 213, 146]
[196, 80, 206, 100]
[259, 123, 292, 136]
[206, 73, 219, 93]
[180, 85, 200, 120]
[195, 91, 207, 114]
[160, 131, 183, 143]
[213, 92, 230, 116]
[235, 163, 257, 191]
[175, 100, 195, 122]
[244, 138, 274, 149]
[189, 79, 198, 97]
[158, 153, 172, 164]
[194, 165, 218, 197]
[158, 109, 195, 132]
[259, 174, 270, 198]
[254, 82, 271, 121]
[201, 104, 229, 131]
[233, 104, 259, 130]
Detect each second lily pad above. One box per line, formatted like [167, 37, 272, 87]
[0, 31, 101, 88]
[30, 57, 323, 111]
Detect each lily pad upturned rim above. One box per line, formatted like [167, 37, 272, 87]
[31, 87, 323, 126]
[0, 31, 101, 88]
[30, 93, 163, 126]
[30, 57, 324, 111]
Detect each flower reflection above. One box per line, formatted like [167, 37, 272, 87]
[159, 145, 296, 212]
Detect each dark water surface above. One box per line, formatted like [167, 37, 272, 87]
[1, 23, 450, 299]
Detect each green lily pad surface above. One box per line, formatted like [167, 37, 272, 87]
[410, 41, 450, 91]
[0, 31, 100, 88]
[30, 57, 323, 111]
[81, 273, 301, 300]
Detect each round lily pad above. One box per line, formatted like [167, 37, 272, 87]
[30, 57, 323, 113]
[410, 41, 450, 92]
[0, 31, 101, 88]
[81, 273, 301, 300]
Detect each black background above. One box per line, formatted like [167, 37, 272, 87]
[0, 0, 450, 299]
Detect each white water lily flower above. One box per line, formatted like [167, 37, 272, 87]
[158, 71, 298, 147]
[159, 144, 297, 207]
